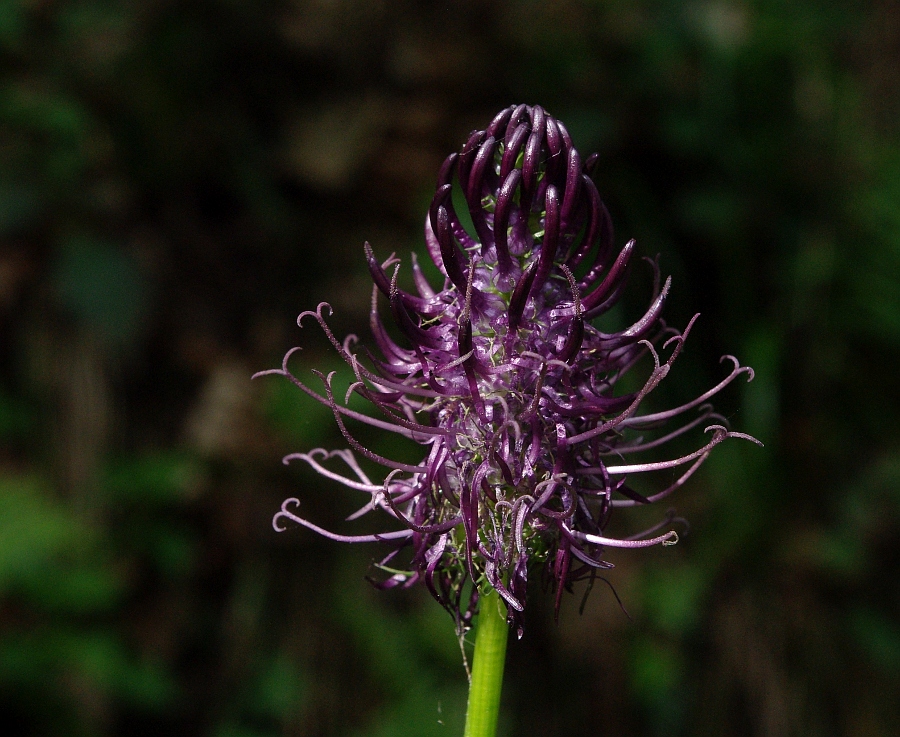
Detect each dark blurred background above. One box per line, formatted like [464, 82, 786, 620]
[2, 1, 899, 735]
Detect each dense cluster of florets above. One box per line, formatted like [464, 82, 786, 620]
[256, 104, 759, 636]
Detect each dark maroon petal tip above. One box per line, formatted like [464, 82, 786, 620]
[529, 184, 561, 298]
[500, 123, 529, 178]
[435, 205, 469, 292]
[493, 169, 521, 273]
[508, 262, 536, 334]
[582, 238, 635, 311]
[364, 242, 391, 297]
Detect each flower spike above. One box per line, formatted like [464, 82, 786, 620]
[257, 105, 760, 636]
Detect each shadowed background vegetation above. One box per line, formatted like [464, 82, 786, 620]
[2, 1, 899, 735]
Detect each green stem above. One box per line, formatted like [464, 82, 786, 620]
[464, 588, 509, 737]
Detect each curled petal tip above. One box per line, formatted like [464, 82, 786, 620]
[251, 368, 284, 380]
[730, 431, 765, 447]
[273, 497, 302, 532]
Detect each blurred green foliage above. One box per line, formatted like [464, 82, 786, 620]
[1, 0, 899, 735]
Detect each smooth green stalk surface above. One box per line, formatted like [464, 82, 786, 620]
[464, 588, 508, 737]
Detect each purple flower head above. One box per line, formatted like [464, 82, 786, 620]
[256, 104, 760, 637]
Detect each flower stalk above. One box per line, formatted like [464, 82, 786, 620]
[464, 587, 508, 737]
